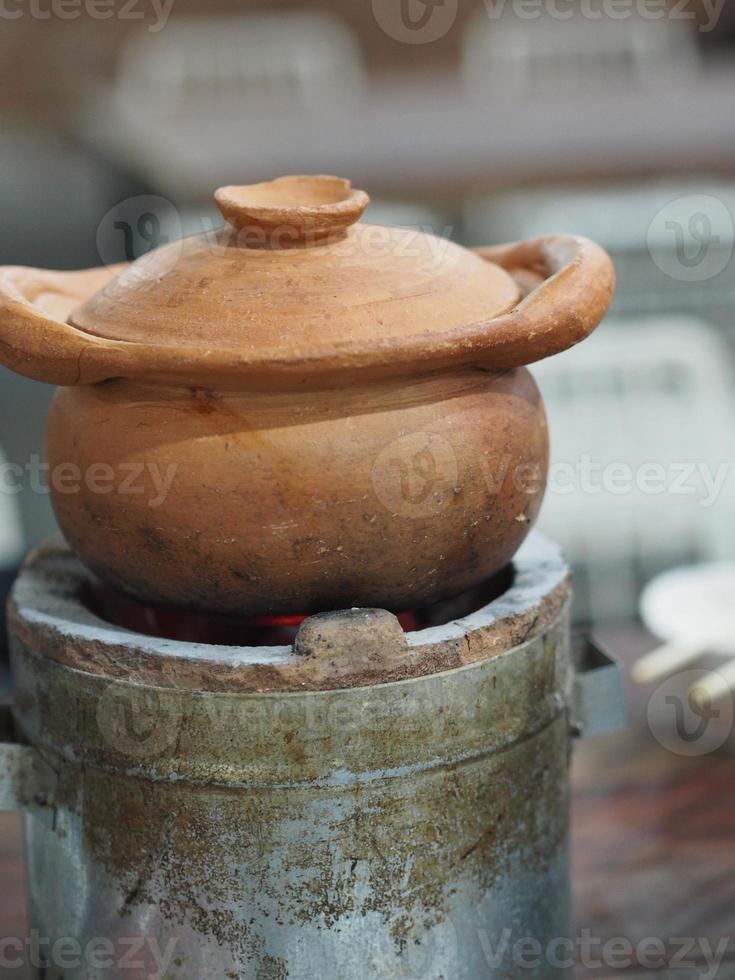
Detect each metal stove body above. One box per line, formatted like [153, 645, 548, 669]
[0, 533, 624, 979]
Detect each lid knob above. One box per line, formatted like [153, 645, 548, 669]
[215, 175, 369, 244]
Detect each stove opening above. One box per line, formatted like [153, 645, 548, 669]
[80, 564, 515, 647]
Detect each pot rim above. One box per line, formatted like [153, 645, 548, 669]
[0, 234, 614, 390]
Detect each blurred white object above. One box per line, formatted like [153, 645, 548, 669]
[640, 562, 735, 646]
[114, 12, 364, 118]
[462, 3, 698, 95]
[0, 448, 24, 569]
[635, 563, 735, 701]
[533, 317, 735, 620]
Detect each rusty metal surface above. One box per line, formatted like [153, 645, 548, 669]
[4, 536, 577, 978]
[24, 719, 571, 979]
[10, 610, 571, 788]
[11, 632, 575, 977]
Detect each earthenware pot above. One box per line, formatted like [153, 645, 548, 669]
[0, 175, 614, 615]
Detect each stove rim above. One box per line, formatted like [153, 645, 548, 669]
[10, 533, 566, 657]
[7, 531, 570, 693]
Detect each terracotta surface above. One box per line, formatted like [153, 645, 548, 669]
[0, 176, 613, 390]
[0, 175, 614, 615]
[68, 199, 522, 371]
[214, 174, 371, 238]
[46, 368, 549, 614]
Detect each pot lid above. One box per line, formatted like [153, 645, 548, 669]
[69, 175, 521, 356]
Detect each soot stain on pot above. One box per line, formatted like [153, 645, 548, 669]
[189, 387, 221, 415]
[139, 524, 169, 556]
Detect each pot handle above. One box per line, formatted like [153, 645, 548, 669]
[472, 235, 615, 368]
[0, 264, 127, 385]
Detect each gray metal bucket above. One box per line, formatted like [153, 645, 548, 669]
[0, 534, 624, 979]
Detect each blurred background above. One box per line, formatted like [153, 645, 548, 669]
[2, 0, 735, 629]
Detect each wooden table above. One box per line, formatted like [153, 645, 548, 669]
[1, 625, 733, 977]
[573, 624, 735, 979]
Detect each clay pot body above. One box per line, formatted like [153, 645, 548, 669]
[47, 369, 547, 614]
[0, 175, 614, 616]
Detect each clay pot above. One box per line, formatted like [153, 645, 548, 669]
[0, 175, 614, 615]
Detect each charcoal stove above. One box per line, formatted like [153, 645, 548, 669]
[0, 532, 624, 979]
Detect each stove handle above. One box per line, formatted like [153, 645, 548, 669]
[0, 703, 56, 815]
[571, 635, 628, 739]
